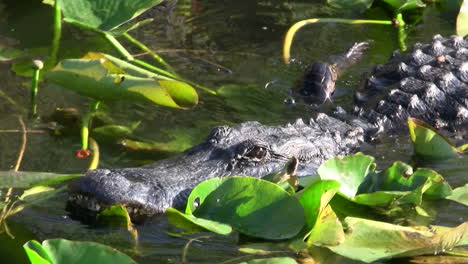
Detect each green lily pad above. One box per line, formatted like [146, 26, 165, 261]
[24, 239, 137, 264]
[165, 208, 232, 235]
[305, 205, 344, 246]
[446, 184, 468, 206]
[24, 240, 53, 264]
[327, 217, 468, 263]
[408, 118, 460, 160]
[354, 162, 452, 207]
[298, 179, 340, 230]
[298, 179, 343, 245]
[57, 0, 162, 32]
[318, 153, 376, 198]
[84, 52, 168, 79]
[45, 59, 198, 109]
[188, 177, 305, 240]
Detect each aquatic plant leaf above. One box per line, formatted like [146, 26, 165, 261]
[0, 171, 80, 188]
[457, 0, 468, 36]
[327, 0, 374, 12]
[165, 208, 232, 235]
[29, 239, 138, 264]
[305, 205, 344, 246]
[97, 205, 132, 229]
[318, 153, 376, 198]
[108, 19, 154, 36]
[185, 177, 230, 215]
[408, 118, 460, 160]
[57, 0, 163, 32]
[92, 122, 140, 143]
[7, 186, 67, 216]
[45, 59, 198, 109]
[0, 44, 22, 62]
[298, 179, 340, 230]
[327, 217, 468, 263]
[396, 0, 426, 12]
[84, 52, 167, 79]
[238, 257, 298, 264]
[24, 240, 53, 264]
[446, 184, 468, 206]
[381, 0, 423, 10]
[190, 177, 305, 240]
[354, 162, 452, 206]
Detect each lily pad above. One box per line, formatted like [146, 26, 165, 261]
[298, 179, 340, 230]
[57, 0, 162, 33]
[165, 208, 232, 235]
[318, 153, 376, 198]
[45, 58, 198, 109]
[327, 217, 468, 263]
[24, 239, 137, 264]
[447, 184, 468, 206]
[298, 179, 343, 245]
[188, 177, 305, 240]
[354, 162, 452, 207]
[408, 118, 460, 160]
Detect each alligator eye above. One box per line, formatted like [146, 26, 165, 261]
[245, 146, 267, 160]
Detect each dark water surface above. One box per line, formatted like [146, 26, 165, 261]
[0, 0, 466, 263]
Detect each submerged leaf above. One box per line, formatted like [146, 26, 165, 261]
[408, 118, 460, 160]
[238, 257, 298, 264]
[327, 0, 374, 12]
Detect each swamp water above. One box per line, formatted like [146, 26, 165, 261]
[0, 0, 466, 263]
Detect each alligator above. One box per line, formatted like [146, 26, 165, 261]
[68, 34, 468, 219]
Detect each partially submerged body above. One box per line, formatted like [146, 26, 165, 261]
[69, 35, 468, 219]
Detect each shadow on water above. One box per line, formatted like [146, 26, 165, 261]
[0, 0, 466, 263]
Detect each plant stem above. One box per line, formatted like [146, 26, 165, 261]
[122, 32, 176, 74]
[103, 32, 134, 61]
[81, 101, 101, 150]
[104, 32, 216, 94]
[49, 0, 62, 66]
[283, 18, 393, 64]
[87, 137, 99, 170]
[395, 13, 407, 51]
[30, 60, 43, 118]
[133, 58, 178, 79]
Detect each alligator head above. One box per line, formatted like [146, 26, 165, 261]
[69, 114, 364, 218]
